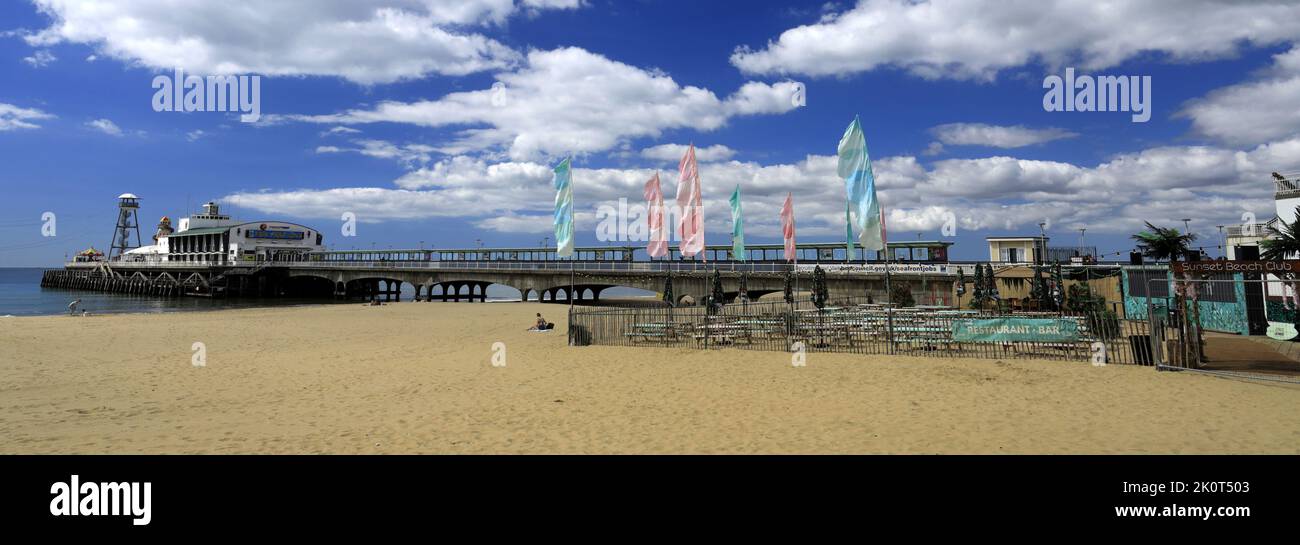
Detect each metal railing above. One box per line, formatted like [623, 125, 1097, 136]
[1274, 173, 1300, 198]
[1225, 223, 1273, 238]
[71, 258, 954, 275]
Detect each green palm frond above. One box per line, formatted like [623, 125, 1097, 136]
[1260, 206, 1300, 261]
[1131, 221, 1197, 262]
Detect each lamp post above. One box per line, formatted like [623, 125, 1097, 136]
[1215, 225, 1225, 258]
[1037, 221, 1047, 264]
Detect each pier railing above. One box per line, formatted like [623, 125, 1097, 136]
[70, 259, 957, 275]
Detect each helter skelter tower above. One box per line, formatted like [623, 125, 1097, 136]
[108, 193, 143, 261]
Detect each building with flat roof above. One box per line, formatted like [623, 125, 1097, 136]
[986, 236, 1047, 263]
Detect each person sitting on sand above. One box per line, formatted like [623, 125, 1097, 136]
[529, 313, 554, 331]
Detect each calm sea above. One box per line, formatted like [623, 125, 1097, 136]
[0, 268, 652, 316]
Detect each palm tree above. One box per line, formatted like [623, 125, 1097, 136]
[1260, 206, 1300, 325]
[1131, 222, 1200, 364]
[1259, 206, 1300, 261]
[1132, 222, 1196, 262]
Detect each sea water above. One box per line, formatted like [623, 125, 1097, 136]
[0, 268, 653, 316]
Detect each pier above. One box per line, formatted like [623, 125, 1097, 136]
[43, 242, 960, 305]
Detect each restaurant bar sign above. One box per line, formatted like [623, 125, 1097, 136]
[951, 318, 1080, 343]
[1171, 260, 1300, 275]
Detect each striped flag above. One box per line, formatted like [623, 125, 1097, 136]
[729, 184, 745, 261]
[839, 115, 885, 251]
[643, 172, 668, 258]
[781, 192, 796, 262]
[676, 144, 705, 258]
[552, 157, 574, 258]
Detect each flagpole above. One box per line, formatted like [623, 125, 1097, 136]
[881, 215, 896, 355]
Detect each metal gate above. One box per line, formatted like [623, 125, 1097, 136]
[1148, 277, 1300, 384]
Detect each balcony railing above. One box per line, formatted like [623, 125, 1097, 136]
[1274, 172, 1300, 198]
[1225, 223, 1273, 238]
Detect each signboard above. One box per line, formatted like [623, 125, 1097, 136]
[951, 318, 1080, 343]
[246, 229, 305, 240]
[1266, 321, 1298, 341]
[1171, 260, 1300, 275]
[795, 263, 953, 275]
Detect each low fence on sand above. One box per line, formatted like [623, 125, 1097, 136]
[568, 296, 1154, 365]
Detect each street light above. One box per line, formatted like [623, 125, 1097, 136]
[1037, 221, 1047, 264]
[1181, 218, 1192, 233]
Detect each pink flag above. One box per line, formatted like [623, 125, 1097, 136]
[643, 172, 668, 258]
[781, 192, 796, 262]
[676, 144, 705, 258]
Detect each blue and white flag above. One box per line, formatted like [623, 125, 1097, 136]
[553, 157, 575, 258]
[839, 115, 885, 251]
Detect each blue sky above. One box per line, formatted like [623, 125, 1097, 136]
[2, 0, 1300, 266]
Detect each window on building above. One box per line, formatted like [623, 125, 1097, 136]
[1128, 269, 1170, 298]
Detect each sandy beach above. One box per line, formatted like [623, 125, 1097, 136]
[1, 302, 1297, 454]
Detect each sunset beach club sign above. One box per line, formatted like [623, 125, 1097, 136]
[1170, 260, 1300, 275]
[951, 318, 1080, 343]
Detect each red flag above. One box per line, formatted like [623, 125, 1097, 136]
[781, 192, 796, 262]
[643, 172, 668, 258]
[676, 144, 705, 258]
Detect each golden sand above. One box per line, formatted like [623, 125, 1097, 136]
[1, 302, 1297, 454]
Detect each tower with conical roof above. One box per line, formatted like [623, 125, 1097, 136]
[108, 193, 143, 260]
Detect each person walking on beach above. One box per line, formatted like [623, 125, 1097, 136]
[68, 299, 81, 316]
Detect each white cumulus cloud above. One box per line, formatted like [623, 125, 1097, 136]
[26, 0, 584, 84]
[85, 118, 123, 136]
[0, 103, 55, 131]
[731, 0, 1300, 80]
[930, 123, 1077, 148]
[283, 47, 803, 159]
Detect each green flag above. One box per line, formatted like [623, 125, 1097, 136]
[729, 184, 745, 261]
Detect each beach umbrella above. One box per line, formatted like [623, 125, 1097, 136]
[811, 265, 829, 310]
[783, 269, 794, 304]
[1029, 264, 1045, 308]
[709, 269, 725, 313]
[662, 273, 674, 307]
[738, 273, 749, 303]
[970, 264, 985, 309]
[956, 267, 967, 298]
[985, 264, 1000, 301]
[1051, 261, 1065, 310]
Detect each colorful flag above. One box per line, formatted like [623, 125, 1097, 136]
[781, 192, 796, 262]
[643, 172, 668, 258]
[839, 115, 885, 251]
[729, 184, 745, 261]
[676, 144, 705, 258]
[552, 157, 574, 258]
